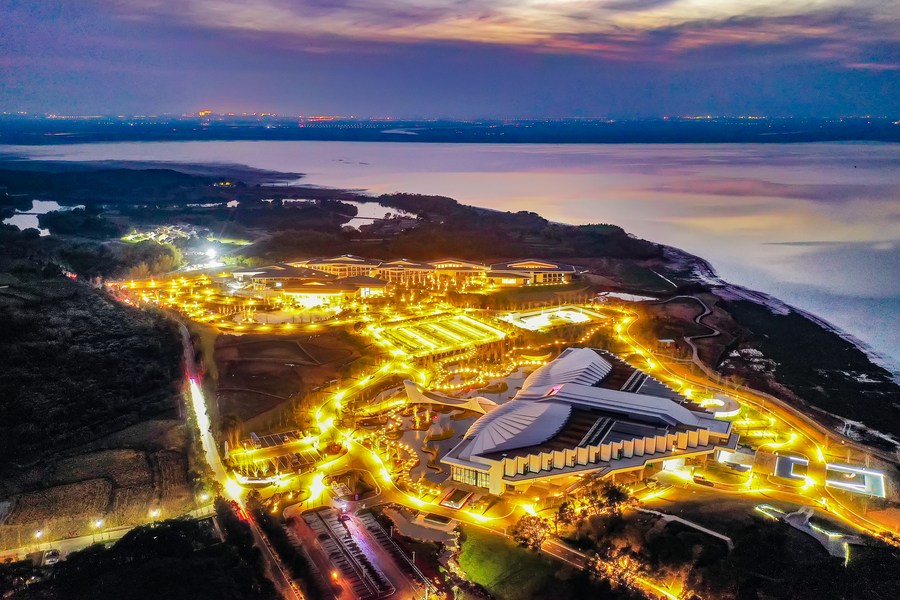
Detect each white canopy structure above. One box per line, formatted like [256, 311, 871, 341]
[403, 380, 497, 415]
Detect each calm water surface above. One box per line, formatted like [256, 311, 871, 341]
[2, 200, 84, 235]
[4, 141, 898, 371]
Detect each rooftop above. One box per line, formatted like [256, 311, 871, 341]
[232, 263, 336, 280]
[306, 254, 384, 266]
[490, 259, 578, 273]
[447, 347, 731, 465]
[340, 275, 390, 287]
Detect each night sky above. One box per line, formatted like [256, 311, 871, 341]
[2, 0, 898, 117]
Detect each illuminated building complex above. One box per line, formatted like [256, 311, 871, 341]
[230, 263, 336, 288]
[242, 255, 579, 288]
[488, 259, 577, 285]
[377, 259, 436, 284]
[297, 255, 384, 278]
[229, 262, 387, 307]
[225, 255, 580, 309]
[440, 347, 738, 495]
[280, 276, 388, 307]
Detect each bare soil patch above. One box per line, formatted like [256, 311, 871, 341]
[50, 450, 152, 488]
[215, 332, 359, 424]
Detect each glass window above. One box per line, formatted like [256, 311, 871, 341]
[452, 466, 490, 488]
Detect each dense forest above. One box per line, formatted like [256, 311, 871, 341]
[0, 228, 183, 465]
[248, 193, 663, 263]
[565, 509, 900, 600]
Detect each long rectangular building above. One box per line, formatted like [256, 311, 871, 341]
[440, 347, 737, 495]
[239, 256, 581, 290]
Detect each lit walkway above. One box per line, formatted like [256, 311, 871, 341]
[636, 507, 734, 550]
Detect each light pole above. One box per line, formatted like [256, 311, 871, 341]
[91, 519, 105, 543]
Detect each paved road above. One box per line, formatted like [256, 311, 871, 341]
[0, 505, 215, 564]
[621, 308, 899, 538]
[179, 323, 304, 600]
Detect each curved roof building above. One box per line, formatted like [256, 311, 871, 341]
[441, 347, 737, 495]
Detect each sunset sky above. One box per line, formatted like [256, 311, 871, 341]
[2, 0, 898, 117]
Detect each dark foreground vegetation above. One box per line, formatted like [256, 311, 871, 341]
[0, 238, 182, 464]
[564, 510, 900, 600]
[0, 224, 198, 544]
[253, 509, 327, 600]
[0, 516, 277, 600]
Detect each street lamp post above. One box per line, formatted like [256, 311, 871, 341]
[91, 519, 105, 543]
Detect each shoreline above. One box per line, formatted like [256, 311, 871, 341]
[664, 245, 900, 381]
[2, 150, 896, 378]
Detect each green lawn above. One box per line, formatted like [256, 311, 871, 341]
[457, 527, 601, 600]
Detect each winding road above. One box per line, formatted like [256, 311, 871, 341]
[622, 303, 899, 538]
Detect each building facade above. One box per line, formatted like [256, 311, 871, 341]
[298, 255, 383, 278]
[488, 259, 578, 285]
[440, 347, 737, 496]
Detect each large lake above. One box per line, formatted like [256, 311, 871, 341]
[3, 141, 898, 372]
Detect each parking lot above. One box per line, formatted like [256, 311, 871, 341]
[291, 508, 431, 600]
[300, 509, 394, 600]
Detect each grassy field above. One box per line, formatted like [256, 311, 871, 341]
[457, 526, 604, 600]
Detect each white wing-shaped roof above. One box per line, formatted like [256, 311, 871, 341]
[520, 347, 611, 392]
[537, 384, 730, 435]
[461, 401, 571, 459]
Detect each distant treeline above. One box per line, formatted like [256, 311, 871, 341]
[1, 162, 663, 268]
[2, 116, 898, 144]
[249, 192, 663, 263]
